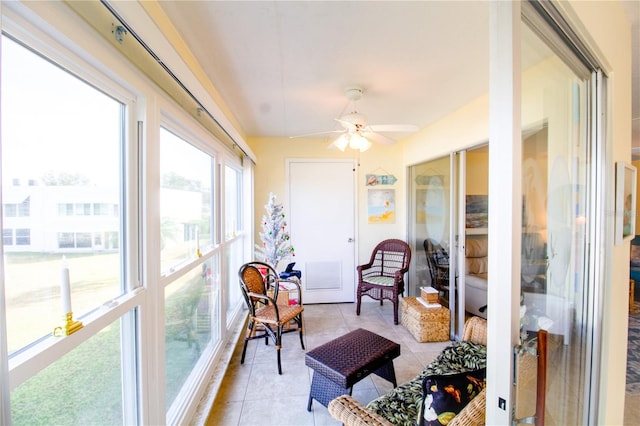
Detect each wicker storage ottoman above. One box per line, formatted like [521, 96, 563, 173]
[401, 297, 450, 342]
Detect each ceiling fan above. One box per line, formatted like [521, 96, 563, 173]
[291, 87, 419, 152]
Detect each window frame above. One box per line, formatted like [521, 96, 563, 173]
[0, 6, 142, 423]
[158, 104, 227, 422]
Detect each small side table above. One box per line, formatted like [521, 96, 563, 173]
[305, 328, 400, 410]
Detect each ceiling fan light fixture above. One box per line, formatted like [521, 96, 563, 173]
[348, 133, 371, 152]
[309, 85, 419, 152]
[358, 138, 372, 152]
[333, 134, 349, 151]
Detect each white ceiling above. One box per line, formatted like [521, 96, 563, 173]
[157, 1, 639, 148]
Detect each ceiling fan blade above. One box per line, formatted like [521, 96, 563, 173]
[289, 129, 344, 139]
[335, 118, 357, 132]
[362, 131, 396, 146]
[367, 124, 419, 132]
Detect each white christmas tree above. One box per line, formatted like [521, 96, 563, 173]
[255, 192, 295, 269]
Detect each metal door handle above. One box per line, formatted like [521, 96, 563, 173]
[348, 238, 354, 243]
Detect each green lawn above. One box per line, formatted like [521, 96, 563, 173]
[5, 252, 215, 424]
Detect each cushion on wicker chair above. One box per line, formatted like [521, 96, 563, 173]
[363, 276, 396, 286]
[418, 368, 486, 426]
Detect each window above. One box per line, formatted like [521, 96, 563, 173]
[18, 196, 30, 216]
[160, 128, 214, 274]
[10, 316, 129, 425]
[164, 258, 218, 408]
[75, 203, 91, 216]
[1, 35, 125, 354]
[14, 229, 30, 246]
[93, 203, 109, 216]
[58, 232, 75, 248]
[58, 203, 74, 216]
[4, 204, 16, 217]
[3, 229, 13, 245]
[159, 125, 221, 417]
[224, 165, 241, 240]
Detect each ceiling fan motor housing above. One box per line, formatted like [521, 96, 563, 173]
[341, 111, 367, 128]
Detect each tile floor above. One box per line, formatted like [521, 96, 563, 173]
[201, 299, 640, 425]
[204, 300, 450, 426]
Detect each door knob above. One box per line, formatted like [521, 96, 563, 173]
[348, 238, 354, 243]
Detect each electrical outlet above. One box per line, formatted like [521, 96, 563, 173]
[498, 397, 506, 410]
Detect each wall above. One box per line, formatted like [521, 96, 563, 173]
[247, 137, 404, 264]
[466, 149, 489, 196]
[403, 95, 490, 164]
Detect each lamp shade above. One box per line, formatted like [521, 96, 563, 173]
[349, 133, 366, 150]
[333, 134, 349, 151]
[358, 138, 372, 152]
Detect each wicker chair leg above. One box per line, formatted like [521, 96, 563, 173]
[393, 298, 399, 325]
[240, 338, 249, 364]
[356, 290, 362, 316]
[298, 316, 305, 350]
[277, 349, 282, 375]
[276, 327, 283, 375]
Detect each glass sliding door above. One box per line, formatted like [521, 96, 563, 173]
[408, 156, 452, 305]
[516, 4, 598, 423]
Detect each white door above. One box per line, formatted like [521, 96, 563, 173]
[287, 159, 356, 303]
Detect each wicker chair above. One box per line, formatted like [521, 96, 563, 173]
[238, 261, 304, 374]
[328, 316, 488, 426]
[356, 239, 411, 325]
[424, 238, 450, 299]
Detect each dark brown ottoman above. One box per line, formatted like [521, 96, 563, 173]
[305, 328, 400, 410]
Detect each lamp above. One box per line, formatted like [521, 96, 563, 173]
[333, 134, 349, 151]
[331, 132, 372, 152]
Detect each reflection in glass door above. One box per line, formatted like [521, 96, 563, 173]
[516, 8, 596, 424]
[408, 156, 452, 301]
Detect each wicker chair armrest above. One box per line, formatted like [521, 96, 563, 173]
[394, 268, 409, 279]
[449, 388, 486, 426]
[328, 395, 393, 426]
[357, 263, 375, 274]
[247, 292, 273, 302]
[462, 316, 487, 346]
[247, 292, 279, 317]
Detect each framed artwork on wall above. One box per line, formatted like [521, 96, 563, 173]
[615, 161, 637, 245]
[368, 189, 395, 224]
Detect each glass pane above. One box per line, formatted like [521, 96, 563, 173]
[225, 237, 244, 327]
[165, 257, 217, 409]
[464, 146, 489, 320]
[518, 21, 589, 425]
[11, 318, 125, 425]
[224, 165, 241, 240]
[1, 36, 124, 354]
[408, 156, 451, 302]
[160, 128, 213, 274]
